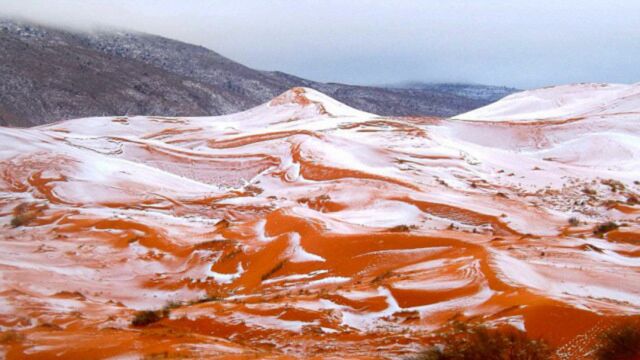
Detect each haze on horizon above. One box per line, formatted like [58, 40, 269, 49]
[1, 0, 639, 89]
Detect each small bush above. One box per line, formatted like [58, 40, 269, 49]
[594, 222, 619, 236]
[162, 300, 182, 312]
[388, 224, 417, 232]
[10, 209, 37, 227]
[568, 217, 580, 226]
[131, 310, 163, 327]
[412, 322, 551, 360]
[10, 214, 31, 227]
[9, 203, 44, 228]
[595, 321, 640, 360]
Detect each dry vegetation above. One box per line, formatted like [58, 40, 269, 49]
[10, 203, 42, 228]
[411, 322, 551, 360]
[131, 310, 165, 327]
[593, 221, 619, 236]
[261, 260, 285, 281]
[594, 321, 640, 360]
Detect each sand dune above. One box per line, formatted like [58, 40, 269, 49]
[0, 86, 638, 358]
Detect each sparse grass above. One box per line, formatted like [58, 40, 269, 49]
[189, 293, 224, 305]
[154, 293, 225, 316]
[594, 321, 640, 360]
[411, 322, 551, 360]
[583, 243, 605, 253]
[593, 221, 619, 236]
[372, 270, 393, 284]
[602, 179, 625, 192]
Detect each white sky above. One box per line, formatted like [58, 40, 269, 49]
[2, 0, 639, 88]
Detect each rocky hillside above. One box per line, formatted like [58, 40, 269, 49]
[0, 19, 518, 127]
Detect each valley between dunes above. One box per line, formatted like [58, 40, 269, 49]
[0, 85, 639, 359]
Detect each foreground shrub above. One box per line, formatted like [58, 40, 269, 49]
[594, 321, 640, 360]
[412, 322, 551, 360]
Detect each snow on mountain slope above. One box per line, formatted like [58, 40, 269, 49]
[0, 87, 639, 358]
[453, 82, 640, 121]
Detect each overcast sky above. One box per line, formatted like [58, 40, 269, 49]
[2, 0, 639, 88]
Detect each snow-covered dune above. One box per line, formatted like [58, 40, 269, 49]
[0, 86, 639, 359]
[453, 82, 640, 121]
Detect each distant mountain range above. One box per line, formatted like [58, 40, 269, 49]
[0, 19, 520, 127]
[390, 82, 518, 103]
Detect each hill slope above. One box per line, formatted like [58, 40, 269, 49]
[453, 82, 640, 121]
[0, 19, 516, 127]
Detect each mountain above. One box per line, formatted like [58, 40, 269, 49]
[0, 18, 514, 127]
[394, 82, 519, 103]
[1, 85, 638, 358]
